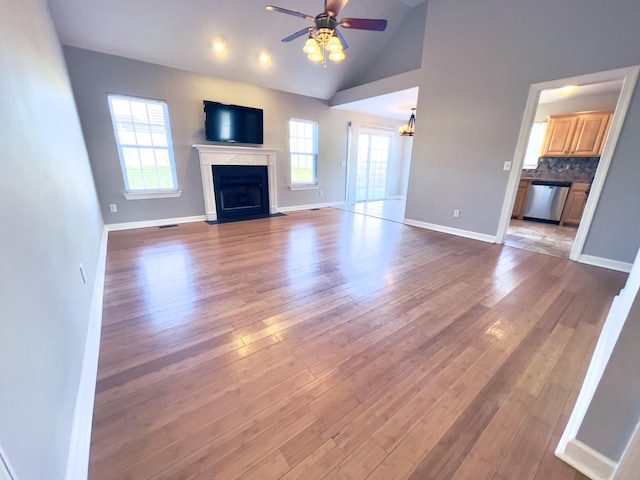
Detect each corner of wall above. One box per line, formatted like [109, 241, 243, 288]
[556, 439, 617, 480]
[0, 447, 15, 480]
[64, 227, 108, 480]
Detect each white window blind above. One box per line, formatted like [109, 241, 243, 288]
[289, 119, 318, 186]
[108, 94, 178, 194]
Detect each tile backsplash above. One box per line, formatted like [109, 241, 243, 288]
[521, 157, 600, 183]
[535, 157, 599, 175]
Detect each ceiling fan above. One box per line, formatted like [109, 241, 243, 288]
[266, 0, 388, 65]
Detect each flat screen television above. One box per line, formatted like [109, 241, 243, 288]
[203, 100, 264, 145]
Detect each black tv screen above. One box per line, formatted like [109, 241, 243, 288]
[203, 101, 264, 145]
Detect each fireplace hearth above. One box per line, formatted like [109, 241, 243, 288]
[212, 165, 269, 220]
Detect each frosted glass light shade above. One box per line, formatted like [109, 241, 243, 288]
[308, 51, 324, 62]
[326, 36, 343, 52]
[329, 50, 346, 62]
[303, 38, 320, 54]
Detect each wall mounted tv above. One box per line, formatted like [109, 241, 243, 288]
[203, 100, 264, 145]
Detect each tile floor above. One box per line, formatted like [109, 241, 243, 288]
[505, 219, 577, 258]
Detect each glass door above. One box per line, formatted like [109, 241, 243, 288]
[355, 132, 391, 202]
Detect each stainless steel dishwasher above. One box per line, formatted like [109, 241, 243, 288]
[523, 181, 571, 224]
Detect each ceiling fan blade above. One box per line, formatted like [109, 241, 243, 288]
[325, 0, 349, 17]
[282, 27, 311, 42]
[340, 18, 387, 31]
[335, 29, 349, 49]
[265, 5, 314, 21]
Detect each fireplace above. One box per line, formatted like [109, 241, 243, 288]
[212, 165, 269, 220]
[193, 145, 279, 222]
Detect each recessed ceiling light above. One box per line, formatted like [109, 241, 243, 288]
[259, 51, 271, 66]
[555, 85, 579, 96]
[212, 39, 227, 56]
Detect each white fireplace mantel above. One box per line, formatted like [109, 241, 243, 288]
[193, 144, 279, 221]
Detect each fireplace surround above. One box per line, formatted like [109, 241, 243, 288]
[193, 145, 278, 222]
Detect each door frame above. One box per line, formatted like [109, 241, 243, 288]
[495, 65, 639, 261]
[345, 123, 397, 205]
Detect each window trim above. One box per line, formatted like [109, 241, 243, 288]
[107, 94, 180, 198]
[522, 121, 547, 170]
[288, 118, 319, 187]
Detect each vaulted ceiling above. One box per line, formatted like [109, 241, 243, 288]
[48, 0, 427, 101]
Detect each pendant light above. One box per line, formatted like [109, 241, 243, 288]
[399, 108, 416, 136]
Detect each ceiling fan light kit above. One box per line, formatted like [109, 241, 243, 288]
[303, 26, 346, 65]
[266, 0, 387, 67]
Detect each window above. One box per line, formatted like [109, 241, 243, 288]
[289, 119, 318, 187]
[522, 121, 547, 169]
[107, 94, 179, 198]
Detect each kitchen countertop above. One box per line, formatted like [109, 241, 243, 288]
[520, 169, 593, 184]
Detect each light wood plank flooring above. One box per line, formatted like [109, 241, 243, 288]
[335, 199, 407, 223]
[91, 208, 626, 479]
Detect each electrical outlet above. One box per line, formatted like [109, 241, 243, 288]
[503, 161, 512, 171]
[109, 204, 117, 213]
[453, 209, 460, 217]
[319, 190, 323, 197]
[79, 264, 87, 284]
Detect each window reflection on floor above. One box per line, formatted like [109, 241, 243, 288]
[336, 198, 406, 223]
[139, 244, 195, 324]
[286, 225, 319, 291]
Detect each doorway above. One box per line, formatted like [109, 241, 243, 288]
[496, 66, 639, 261]
[355, 131, 391, 202]
[342, 123, 412, 223]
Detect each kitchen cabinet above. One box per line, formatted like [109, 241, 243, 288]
[540, 115, 579, 157]
[512, 179, 530, 219]
[540, 111, 612, 157]
[560, 183, 590, 226]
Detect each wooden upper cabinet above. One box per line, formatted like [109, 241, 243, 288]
[540, 111, 612, 157]
[540, 115, 579, 157]
[570, 111, 612, 156]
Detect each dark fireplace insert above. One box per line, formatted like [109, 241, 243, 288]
[212, 165, 269, 221]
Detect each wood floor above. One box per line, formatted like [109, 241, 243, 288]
[91, 208, 626, 480]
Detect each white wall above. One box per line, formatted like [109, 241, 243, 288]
[63, 47, 404, 224]
[405, 0, 640, 263]
[0, 0, 104, 478]
[535, 92, 620, 122]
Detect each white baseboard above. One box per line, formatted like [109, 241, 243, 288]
[556, 439, 616, 480]
[403, 218, 497, 244]
[64, 227, 108, 480]
[556, 291, 626, 456]
[278, 201, 345, 212]
[578, 254, 633, 273]
[105, 215, 206, 232]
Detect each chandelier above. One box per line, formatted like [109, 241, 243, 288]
[399, 108, 416, 136]
[302, 14, 345, 66]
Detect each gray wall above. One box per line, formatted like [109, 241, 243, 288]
[577, 292, 640, 460]
[342, 2, 428, 90]
[63, 47, 404, 224]
[0, 0, 104, 478]
[405, 0, 640, 263]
